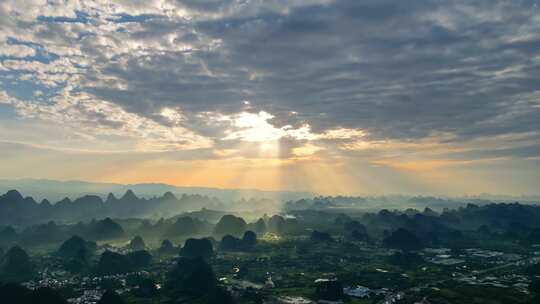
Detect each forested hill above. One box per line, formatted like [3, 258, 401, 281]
[0, 189, 275, 226]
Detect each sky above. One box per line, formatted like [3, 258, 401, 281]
[0, 0, 539, 196]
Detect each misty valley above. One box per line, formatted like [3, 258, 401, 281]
[1, 189, 540, 304]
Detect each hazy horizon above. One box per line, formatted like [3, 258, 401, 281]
[1, 178, 539, 201]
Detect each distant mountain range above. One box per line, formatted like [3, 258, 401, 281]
[0, 179, 314, 203]
[0, 188, 285, 227]
[0, 189, 211, 226]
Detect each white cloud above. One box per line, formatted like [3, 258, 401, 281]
[292, 143, 322, 157]
[220, 111, 285, 142]
[215, 110, 366, 143]
[13, 89, 213, 152]
[0, 42, 36, 58]
[160, 107, 185, 125]
[0, 90, 14, 104]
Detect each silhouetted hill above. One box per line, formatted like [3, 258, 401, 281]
[95, 251, 132, 275]
[247, 218, 267, 234]
[19, 221, 66, 245]
[214, 215, 247, 237]
[86, 218, 125, 240]
[179, 238, 214, 259]
[165, 217, 211, 238]
[176, 209, 231, 223]
[219, 231, 257, 251]
[56, 236, 96, 273]
[0, 190, 226, 226]
[165, 256, 217, 296]
[0, 179, 312, 203]
[285, 195, 540, 212]
[0, 190, 41, 225]
[158, 239, 176, 255]
[0, 188, 287, 227]
[0, 246, 35, 282]
[0, 226, 17, 246]
[95, 249, 153, 276]
[219, 235, 243, 251]
[97, 290, 125, 304]
[128, 236, 146, 251]
[57, 236, 96, 259]
[0, 283, 68, 304]
[126, 250, 152, 268]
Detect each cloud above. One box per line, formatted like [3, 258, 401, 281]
[12, 89, 213, 152]
[0, 90, 14, 104]
[0, 0, 539, 163]
[219, 111, 290, 142]
[208, 110, 366, 146]
[0, 42, 36, 58]
[292, 143, 322, 158]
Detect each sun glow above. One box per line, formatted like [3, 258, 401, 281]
[194, 110, 370, 193]
[222, 111, 284, 142]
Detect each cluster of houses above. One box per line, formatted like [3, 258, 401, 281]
[455, 273, 530, 293]
[22, 269, 152, 304]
